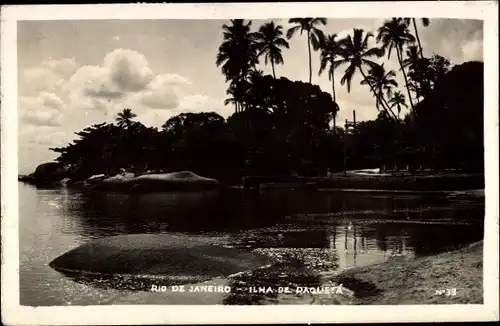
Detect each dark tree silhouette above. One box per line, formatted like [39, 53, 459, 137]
[286, 18, 327, 83]
[377, 18, 417, 113]
[388, 91, 408, 119]
[360, 63, 398, 112]
[412, 61, 483, 172]
[319, 33, 342, 131]
[403, 18, 430, 58]
[336, 29, 398, 120]
[255, 21, 290, 78]
[116, 108, 137, 128]
[216, 19, 259, 113]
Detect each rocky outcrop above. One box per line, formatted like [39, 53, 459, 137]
[49, 233, 270, 284]
[92, 171, 220, 193]
[33, 162, 66, 181]
[18, 162, 68, 186]
[19, 167, 221, 192]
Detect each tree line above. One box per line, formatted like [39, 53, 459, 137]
[216, 18, 448, 130]
[49, 18, 484, 182]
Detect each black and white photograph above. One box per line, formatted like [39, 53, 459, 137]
[1, 2, 499, 324]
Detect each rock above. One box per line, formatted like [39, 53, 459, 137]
[95, 171, 220, 193]
[33, 162, 66, 182]
[49, 234, 270, 285]
[18, 174, 36, 183]
[19, 162, 68, 186]
[88, 174, 106, 181]
[60, 178, 72, 185]
[121, 172, 135, 179]
[18, 162, 68, 186]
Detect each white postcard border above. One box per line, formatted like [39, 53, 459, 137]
[1, 2, 499, 324]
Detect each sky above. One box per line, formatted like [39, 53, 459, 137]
[17, 18, 483, 174]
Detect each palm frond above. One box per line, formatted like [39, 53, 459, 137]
[286, 25, 301, 39]
[364, 47, 385, 58]
[340, 63, 357, 93]
[310, 31, 324, 51]
[312, 17, 328, 26]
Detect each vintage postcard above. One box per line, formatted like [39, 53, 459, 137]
[1, 1, 499, 324]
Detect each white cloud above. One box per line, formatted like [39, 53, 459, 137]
[22, 110, 62, 127]
[462, 38, 483, 62]
[104, 48, 154, 92]
[59, 49, 196, 116]
[139, 88, 179, 109]
[64, 48, 156, 106]
[23, 58, 78, 95]
[29, 130, 69, 147]
[65, 64, 122, 102]
[148, 73, 192, 88]
[20, 92, 66, 126]
[113, 35, 120, 41]
[178, 94, 231, 117]
[19, 48, 220, 140]
[42, 58, 78, 76]
[136, 73, 192, 109]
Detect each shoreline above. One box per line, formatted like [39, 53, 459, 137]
[325, 241, 483, 304]
[19, 171, 485, 193]
[255, 173, 484, 192]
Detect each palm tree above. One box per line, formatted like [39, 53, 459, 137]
[224, 81, 243, 113]
[403, 18, 430, 58]
[388, 91, 408, 119]
[361, 63, 398, 112]
[319, 33, 342, 130]
[216, 19, 259, 112]
[402, 45, 426, 103]
[286, 18, 327, 83]
[402, 45, 421, 69]
[255, 21, 290, 78]
[116, 108, 137, 128]
[336, 28, 398, 120]
[377, 18, 417, 113]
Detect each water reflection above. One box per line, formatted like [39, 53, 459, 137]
[19, 183, 484, 306]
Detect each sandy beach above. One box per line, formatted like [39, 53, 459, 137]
[326, 241, 483, 304]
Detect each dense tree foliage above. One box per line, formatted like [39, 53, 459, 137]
[410, 61, 484, 172]
[51, 76, 340, 180]
[50, 60, 484, 182]
[47, 17, 483, 184]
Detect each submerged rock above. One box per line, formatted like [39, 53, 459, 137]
[49, 234, 270, 285]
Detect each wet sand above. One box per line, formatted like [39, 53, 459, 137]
[326, 241, 483, 304]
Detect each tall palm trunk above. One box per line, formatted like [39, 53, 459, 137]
[359, 67, 398, 121]
[331, 68, 337, 131]
[411, 19, 424, 105]
[412, 18, 424, 58]
[396, 46, 415, 113]
[307, 30, 312, 83]
[271, 59, 276, 78]
[331, 70, 336, 102]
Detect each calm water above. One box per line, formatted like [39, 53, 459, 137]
[19, 182, 485, 306]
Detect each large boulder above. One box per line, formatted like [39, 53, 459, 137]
[34, 162, 66, 180]
[18, 162, 68, 185]
[49, 234, 270, 285]
[94, 171, 220, 193]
